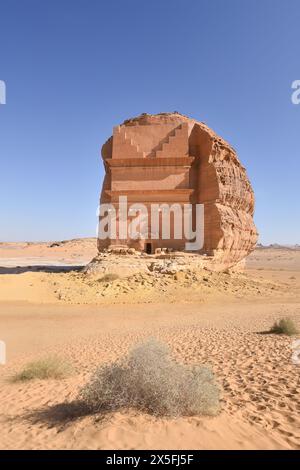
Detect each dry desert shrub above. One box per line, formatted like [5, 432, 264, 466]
[99, 273, 119, 282]
[79, 339, 220, 417]
[270, 317, 299, 336]
[12, 356, 73, 382]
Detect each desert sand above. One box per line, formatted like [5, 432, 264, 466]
[0, 240, 299, 450]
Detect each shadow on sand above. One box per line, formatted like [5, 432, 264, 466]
[0, 265, 84, 274]
[21, 400, 112, 430]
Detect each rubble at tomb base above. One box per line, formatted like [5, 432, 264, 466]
[72, 249, 280, 305]
[84, 249, 246, 278]
[98, 112, 258, 271]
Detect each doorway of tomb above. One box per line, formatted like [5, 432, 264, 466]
[145, 242, 152, 254]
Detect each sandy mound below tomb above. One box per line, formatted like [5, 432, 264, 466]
[0, 258, 287, 305]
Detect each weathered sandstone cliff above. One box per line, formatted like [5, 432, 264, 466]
[99, 112, 258, 271]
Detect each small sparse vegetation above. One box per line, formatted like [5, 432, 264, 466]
[12, 357, 73, 382]
[79, 339, 220, 417]
[270, 318, 299, 336]
[99, 273, 119, 283]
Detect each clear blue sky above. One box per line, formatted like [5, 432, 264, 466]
[0, 0, 299, 244]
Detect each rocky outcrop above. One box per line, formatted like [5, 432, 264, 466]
[188, 120, 258, 269]
[99, 112, 258, 271]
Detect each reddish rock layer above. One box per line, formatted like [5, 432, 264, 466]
[99, 112, 258, 270]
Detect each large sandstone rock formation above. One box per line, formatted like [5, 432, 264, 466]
[98, 112, 258, 271]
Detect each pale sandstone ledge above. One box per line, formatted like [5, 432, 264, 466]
[84, 249, 246, 278]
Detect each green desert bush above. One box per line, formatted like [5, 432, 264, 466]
[270, 317, 299, 336]
[12, 356, 73, 382]
[79, 339, 220, 417]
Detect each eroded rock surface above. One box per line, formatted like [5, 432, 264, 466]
[99, 112, 258, 271]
